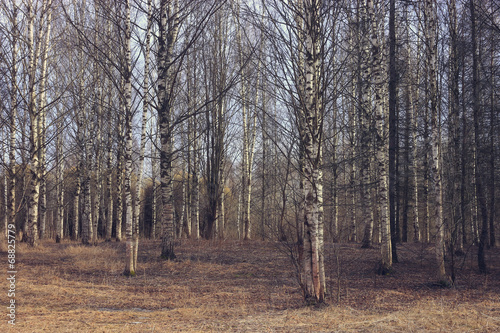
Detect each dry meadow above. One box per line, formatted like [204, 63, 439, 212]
[2, 239, 500, 332]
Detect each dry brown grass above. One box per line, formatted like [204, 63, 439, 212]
[2, 239, 500, 332]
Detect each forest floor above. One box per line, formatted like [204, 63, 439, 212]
[2, 238, 500, 332]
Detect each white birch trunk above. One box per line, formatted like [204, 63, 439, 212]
[93, 93, 102, 245]
[191, 139, 199, 239]
[123, 0, 135, 276]
[298, 0, 325, 303]
[425, 0, 446, 282]
[8, 4, 18, 239]
[367, 0, 391, 272]
[151, 126, 157, 240]
[409, 33, 421, 242]
[92, 2, 102, 245]
[56, 105, 64, 243]
[37, 0, 52, 240]
[105, 21, 114, 242]
[236, 3, 254, 240]
[131, 0, 151, 271]
[116, 94, 124, 242]
[79, 0, 93, 246]
[26, 1, 40, 247]
[360, 1, 374, 249]
[158, 0, 179, 259]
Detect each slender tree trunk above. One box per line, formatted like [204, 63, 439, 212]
[92, 2, 102, 244]
[388, 0, 399, 262]
[8, 4, 18, 240]
[56, 106, 64, 243]
[37, 0, 52, 240]
[105, 114, 114, 241]
[81, 138, 93, 245]
[448, 0, 463, 253]
[93, 94, 102, 244]
[470, 0, 488, 273]
[185, 115, 192, 238]
[298, 0, 325, 304]
[236, 4, 257, 241]
[409, 24, 421, 242]
[116, 95, 124, 242]
[189, 50, 199, 239]
[402, 82, 411, 243]
[349, 98, 357, 242]
[360, 0, 373, 249]
[80, 0, 92, 246]
[367, 0, 392, 272]
[460, 53, 468, 247]
[26, 1, 40, 247]
[425, 0, 446, 282]
[158, 0, 179, 259]
[488, 17, 495, 248]
[123, 0, 135, 276]
[151, 130, 157, 239]
[192, 132, 200, 239]
[104, 21, 114, 242]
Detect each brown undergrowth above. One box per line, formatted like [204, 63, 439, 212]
[2, 239, 500, 332]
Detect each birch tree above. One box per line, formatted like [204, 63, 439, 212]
[424, 0, 446, 282]
[157, 0, 179, 259]
[123, 0, 135, 276]
[26, 1, 40, 247]
[7, 1, 19, 241]
[297, 0, 326, 303]
[359, 0, 374, 249]
[470, 0, 489, 274]
[447, 0, 463, 253]
[37, 0, 53, 240]
[133, 0, 152, 270]
[367, 0, 391, 273]
[55, 104, 64, 243]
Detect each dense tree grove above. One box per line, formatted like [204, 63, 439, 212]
[1, 0, 498, 302]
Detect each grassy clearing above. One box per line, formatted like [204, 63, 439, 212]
[2, 239, 500, 332]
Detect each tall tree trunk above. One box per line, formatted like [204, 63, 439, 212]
[188, 46, 199, 240]
[124, 0, 135, 276]
[298, 0, 325, 304]
[191, 129, 200, 240]
[37, 0, 52, 240]
[236, 3, 257, 241]
[105, 111, 114, 242]
[470, 0, 488, 273]
[368, 0, 392, 273]
[425, 0, 446, 282]
[116, 88, 124, 242]
[81, 137, 93, 245]
[388, 0, 398, 262]
[26, 1, 40, 247]
[360, 0, 373, 249]
[92, 2, 103, 245]
[460, 51, 468, 247]
[151, 128, 157, 239]
[8, 3, 18, 240]
[79, 0, 92, 246]
[488, 11, 495, 248]
[104, 20, 114, 242]
[93, 92, 102, 244]
[56, 105, 64, 243]
[158, 0, 179, 259]
[402, 80, 411, 243]
[409, 18, 421, 242]
[448, 0, 463, 253]
[349, 91, 357, 242]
